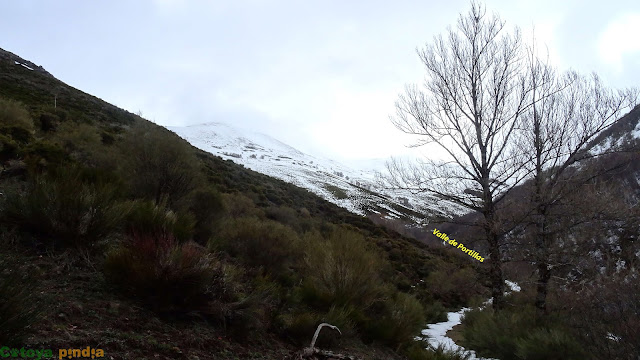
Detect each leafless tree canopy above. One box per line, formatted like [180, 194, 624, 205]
[520, 42, 638, 314]
[382, 1, 638, 312]
[522, 57, 637, 186]
[387, 2, 533, 212]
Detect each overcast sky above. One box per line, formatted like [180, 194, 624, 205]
[1, 0, 639, 164]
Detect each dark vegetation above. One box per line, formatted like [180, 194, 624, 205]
[0, 48, 483, 359]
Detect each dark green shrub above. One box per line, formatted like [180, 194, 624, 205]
[104, 232, 221, 314]
[0, 97, 33, 131]
[303, 228, 385, 309]
[515, 328, 586, 360]
[123, 198, 195, 242]
[423, 300, 448, 323]
[1, 125, 33, 144]
[22, 141, 69, 171]
[265, 205, 298, 228]
[312, 305, 357, 347]
[53, 121, 102, 164]
[461, 305, 584, 360]
[426, 265, 484, 308]
[100, 131, 115, 145]
[213, 217, 301, 276]
[324, 184, 348, 200]
[187, 187, 225, 244]
[366, 292, 425, 348]
[462, 307, 527, 359]
[38, 112, 59, 132]
[276, 310, 321, 344]
[120, 123, 203, 206]
[280, 305, 354, 347]
[222, 192, 263, 219]
[0, 133, 19, 162]
[0, 257, 40, 346]
[1, 166, 122, 248]
[209, 293, 267, 338]
[52, 108, 68, 122]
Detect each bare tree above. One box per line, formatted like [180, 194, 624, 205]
[520, 46, 638, 315]
[383, 2, 534, 310]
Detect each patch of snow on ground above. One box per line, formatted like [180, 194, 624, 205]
[505, 280, 521, 292]
[589, 137, 613, 156]
[606, 333, 621, 342]
[632, 119, 640, 139]
[14, 61, 33, 70]
[422, 281, 521, 359]
[421, 309, 496, 360]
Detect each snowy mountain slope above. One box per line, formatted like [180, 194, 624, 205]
[587, 104, 640, 156]
[167, 122, 465, 223]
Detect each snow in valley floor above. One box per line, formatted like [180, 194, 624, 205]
[421, 281, 521, 359]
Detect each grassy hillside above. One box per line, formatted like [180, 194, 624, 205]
[0, 47, 485, 359]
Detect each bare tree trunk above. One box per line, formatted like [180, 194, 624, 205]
[486, 221, 504, 310]
[533, 208, 550, 315]
[534, 251, 550, 316]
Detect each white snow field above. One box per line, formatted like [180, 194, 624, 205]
[167, 122, 465, 223]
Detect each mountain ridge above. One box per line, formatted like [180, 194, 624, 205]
[168, 121, 466, 225]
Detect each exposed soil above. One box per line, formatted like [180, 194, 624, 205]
[6, 244, 405, 360]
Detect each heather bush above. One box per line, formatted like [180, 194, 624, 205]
[38, 112, 59, 132]
[209, 293, 267, 337]
[426, 265, 483, 308]
[0, 97, 33, 131]
[462, 306, 531, 358]
[120, 123, 203, 206]
[123, 198, 195, 242]
[302, 227, 385, 309]
[213, 217, 301, 276]
[221, 192, 263, 219]
[1, 125, 33, 145]
[278, 305, 354, 347]
[365, 292, 426, 348]
[276, 310, 321, 344]
[1, 166, 122, 248]
[320, 305, 356, 341]
[423, 300, 448, 323]
[461, 304, 584, 360]
[186, 187, 225, 244]
[265, 205, 298, 228]
[53, 121, 102, 164]
[0, 133, 20, 162]
[104, 232, 221, 314]
[0, 257, 40, 345]
[22, 140, 69, 171]
[515, 328, 586, 360]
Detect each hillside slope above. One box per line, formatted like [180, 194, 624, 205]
[0, 46, 487, 360]
[169, 122, 465, 224]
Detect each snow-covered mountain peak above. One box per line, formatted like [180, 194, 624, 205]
[167, 122, 464, 223]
